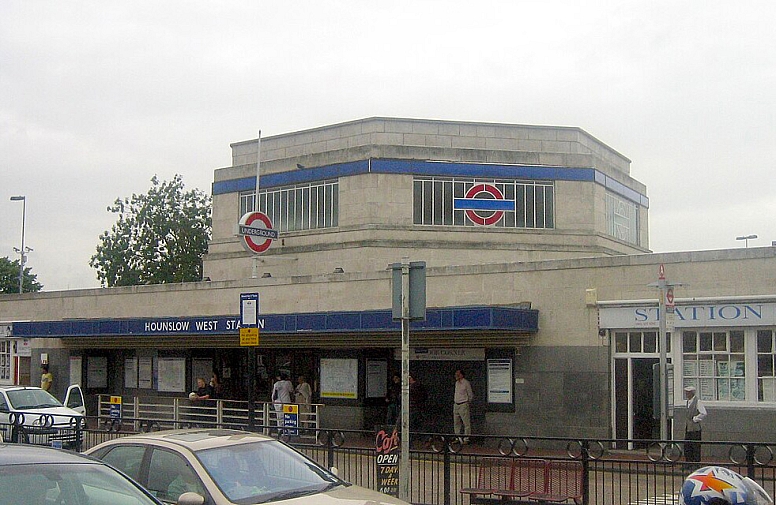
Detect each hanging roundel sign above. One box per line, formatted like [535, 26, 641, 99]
[238, 211, 278, 254]
[454, 183, 516, 226]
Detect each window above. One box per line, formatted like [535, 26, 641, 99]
[757, 330, 776, 401]
[614, 331, 667, 354]
[412, 177, 554, 229]
[606, 193, 639, 246]
[240, 179, 338, 232]
[682, 330, 746, 401]
[0, 341, 9, 380]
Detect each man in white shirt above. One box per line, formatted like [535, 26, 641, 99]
[684, 385, 707, 464]
[272, 373, 294, 429]
[453, 369, 474, 443]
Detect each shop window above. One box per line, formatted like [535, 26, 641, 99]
[682, 330, 746, 401]
[757, 330, 776, 402]
[613, 331, 667, 354]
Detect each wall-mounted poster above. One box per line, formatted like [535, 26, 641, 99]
[158, 357, 186, 392]
[69, 356, 82, 387]
[366, 360, 387, 399]
[138, 357, 153, 389]
[87, 356, 108, 388]
[320, 358, 358, 399]
[487, 359, 512, 404]
[125, 357, 138, 389]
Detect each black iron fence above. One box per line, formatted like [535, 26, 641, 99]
[3, 415, 775, 505]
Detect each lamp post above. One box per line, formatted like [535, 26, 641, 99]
[10, 195, 28, 293]
[736, 234, 757, 248]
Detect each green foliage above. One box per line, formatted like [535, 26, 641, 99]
[0, 256, 43, 294]
[89, 174, 212, 287]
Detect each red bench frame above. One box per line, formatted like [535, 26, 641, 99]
[461, 457, 583, 504]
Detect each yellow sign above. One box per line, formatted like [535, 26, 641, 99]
[109, 396, 122, 405]
[283, 404, 298, 414]
[240, 327, 259, 346]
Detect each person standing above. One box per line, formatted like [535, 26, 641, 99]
[40, 364, 53, 392]
[408, 374, 427, 440]
[385, 373, 401, 426]
[192, 377, 214, 400]
[453, 369, 474, 443]
[271, 373, 294, 428]
[295, 375, 313, 424]
[683, 385, 707, 465]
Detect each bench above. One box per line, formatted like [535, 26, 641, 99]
[461, 457, 583, 505]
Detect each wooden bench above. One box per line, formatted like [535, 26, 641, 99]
[460, 457, 583, 505]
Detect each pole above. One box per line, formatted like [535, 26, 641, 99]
[658, 278, 668, 441]
[18, 197, 26, 294]
[255, 129, 261, 212]
[399, 257, 410, 502]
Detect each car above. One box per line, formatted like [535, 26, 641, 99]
[86, 428, 411, 505]
[0, 443, 178, 505]
[0, 384, 86, 449]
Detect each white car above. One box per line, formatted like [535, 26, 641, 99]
[87, 428, 411, 505]
[0, 384, 86, 449]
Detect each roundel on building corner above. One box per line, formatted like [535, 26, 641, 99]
[453, 183, 516, 226]
[238, 211, 279, 254]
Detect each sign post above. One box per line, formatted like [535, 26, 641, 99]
[648, 264, 683, 441]
[240, 293, 260, 429]
[389, 259, 426, 502]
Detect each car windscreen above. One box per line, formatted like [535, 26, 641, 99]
[197, 440, 342, 504]
[0, 462, 161, 505]
[6, 389, 63, 410]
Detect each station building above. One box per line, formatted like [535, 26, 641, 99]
[1, 117, 775, 443]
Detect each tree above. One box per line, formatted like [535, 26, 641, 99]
[0, 256, 43, 294]
[90, 174, 212, 287]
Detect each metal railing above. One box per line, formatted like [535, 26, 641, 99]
[95, 395, 321, 434]
[5, 415, 776, 505]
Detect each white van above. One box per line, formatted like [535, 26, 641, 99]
[0, 385, 86, 449]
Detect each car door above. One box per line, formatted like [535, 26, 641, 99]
[146, 447, 210, 504]
[64, 384, 86, 416]
[0, 393, 10, 441]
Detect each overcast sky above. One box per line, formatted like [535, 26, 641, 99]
[1, 1, 775, 291]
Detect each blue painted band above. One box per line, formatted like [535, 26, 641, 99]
[454, 199, 516, 211]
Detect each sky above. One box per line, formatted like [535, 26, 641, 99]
[1, 1, 775, 291]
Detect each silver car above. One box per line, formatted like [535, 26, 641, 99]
[87, 428, 410, 505]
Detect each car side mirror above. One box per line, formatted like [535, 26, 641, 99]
[177, 492, 205, 505]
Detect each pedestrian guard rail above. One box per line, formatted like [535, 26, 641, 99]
[95, 394, 321, 435]
[4, 414, 776, 505]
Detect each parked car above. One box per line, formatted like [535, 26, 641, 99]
[86, 428, 411, 505]
[0, 384, 86, 449]
[0, 443, 185, 505]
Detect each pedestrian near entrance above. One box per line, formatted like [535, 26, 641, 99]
[40, 364, 53, 392]
[385, 373, 401, 426]
[453, 369, 473, 443]
[683, 385, 707, 465]
[191, 377, 214, 400]
[271, 373, 294, 427]
[408, 374, 427, 433]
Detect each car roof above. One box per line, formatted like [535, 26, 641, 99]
[0, 444, 102, 465]
[95, 428, 276, 452]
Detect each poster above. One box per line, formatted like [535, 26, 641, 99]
[716, 379, 729, 400]
[730, 379, 746, 401]
[320, 358, 358, 399]
[366, 360, 387, 399]
[158, 357, 186, 392]
[716, 361, 729, 377]
[138, 357, 153, 389]
[683, 360, 698, 378]
[732, 361, 745, 377]
[124, 357, 138, 388]
[699, 378, 715, 401]
[87, 356, 108, 388]
[487, 359, 513, 404]
[762, 378, 776, 402]
[69, 356, 82, 387]
[699, 360, 715, 377]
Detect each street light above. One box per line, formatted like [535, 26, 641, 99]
[10, 196, 31, 293]
[736, 234, 757, 248]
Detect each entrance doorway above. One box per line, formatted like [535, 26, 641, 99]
[614, 357, 658, 448]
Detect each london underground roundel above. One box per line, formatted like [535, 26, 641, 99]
[238, 211, 278, 254]
[453, 183, 516, 226]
